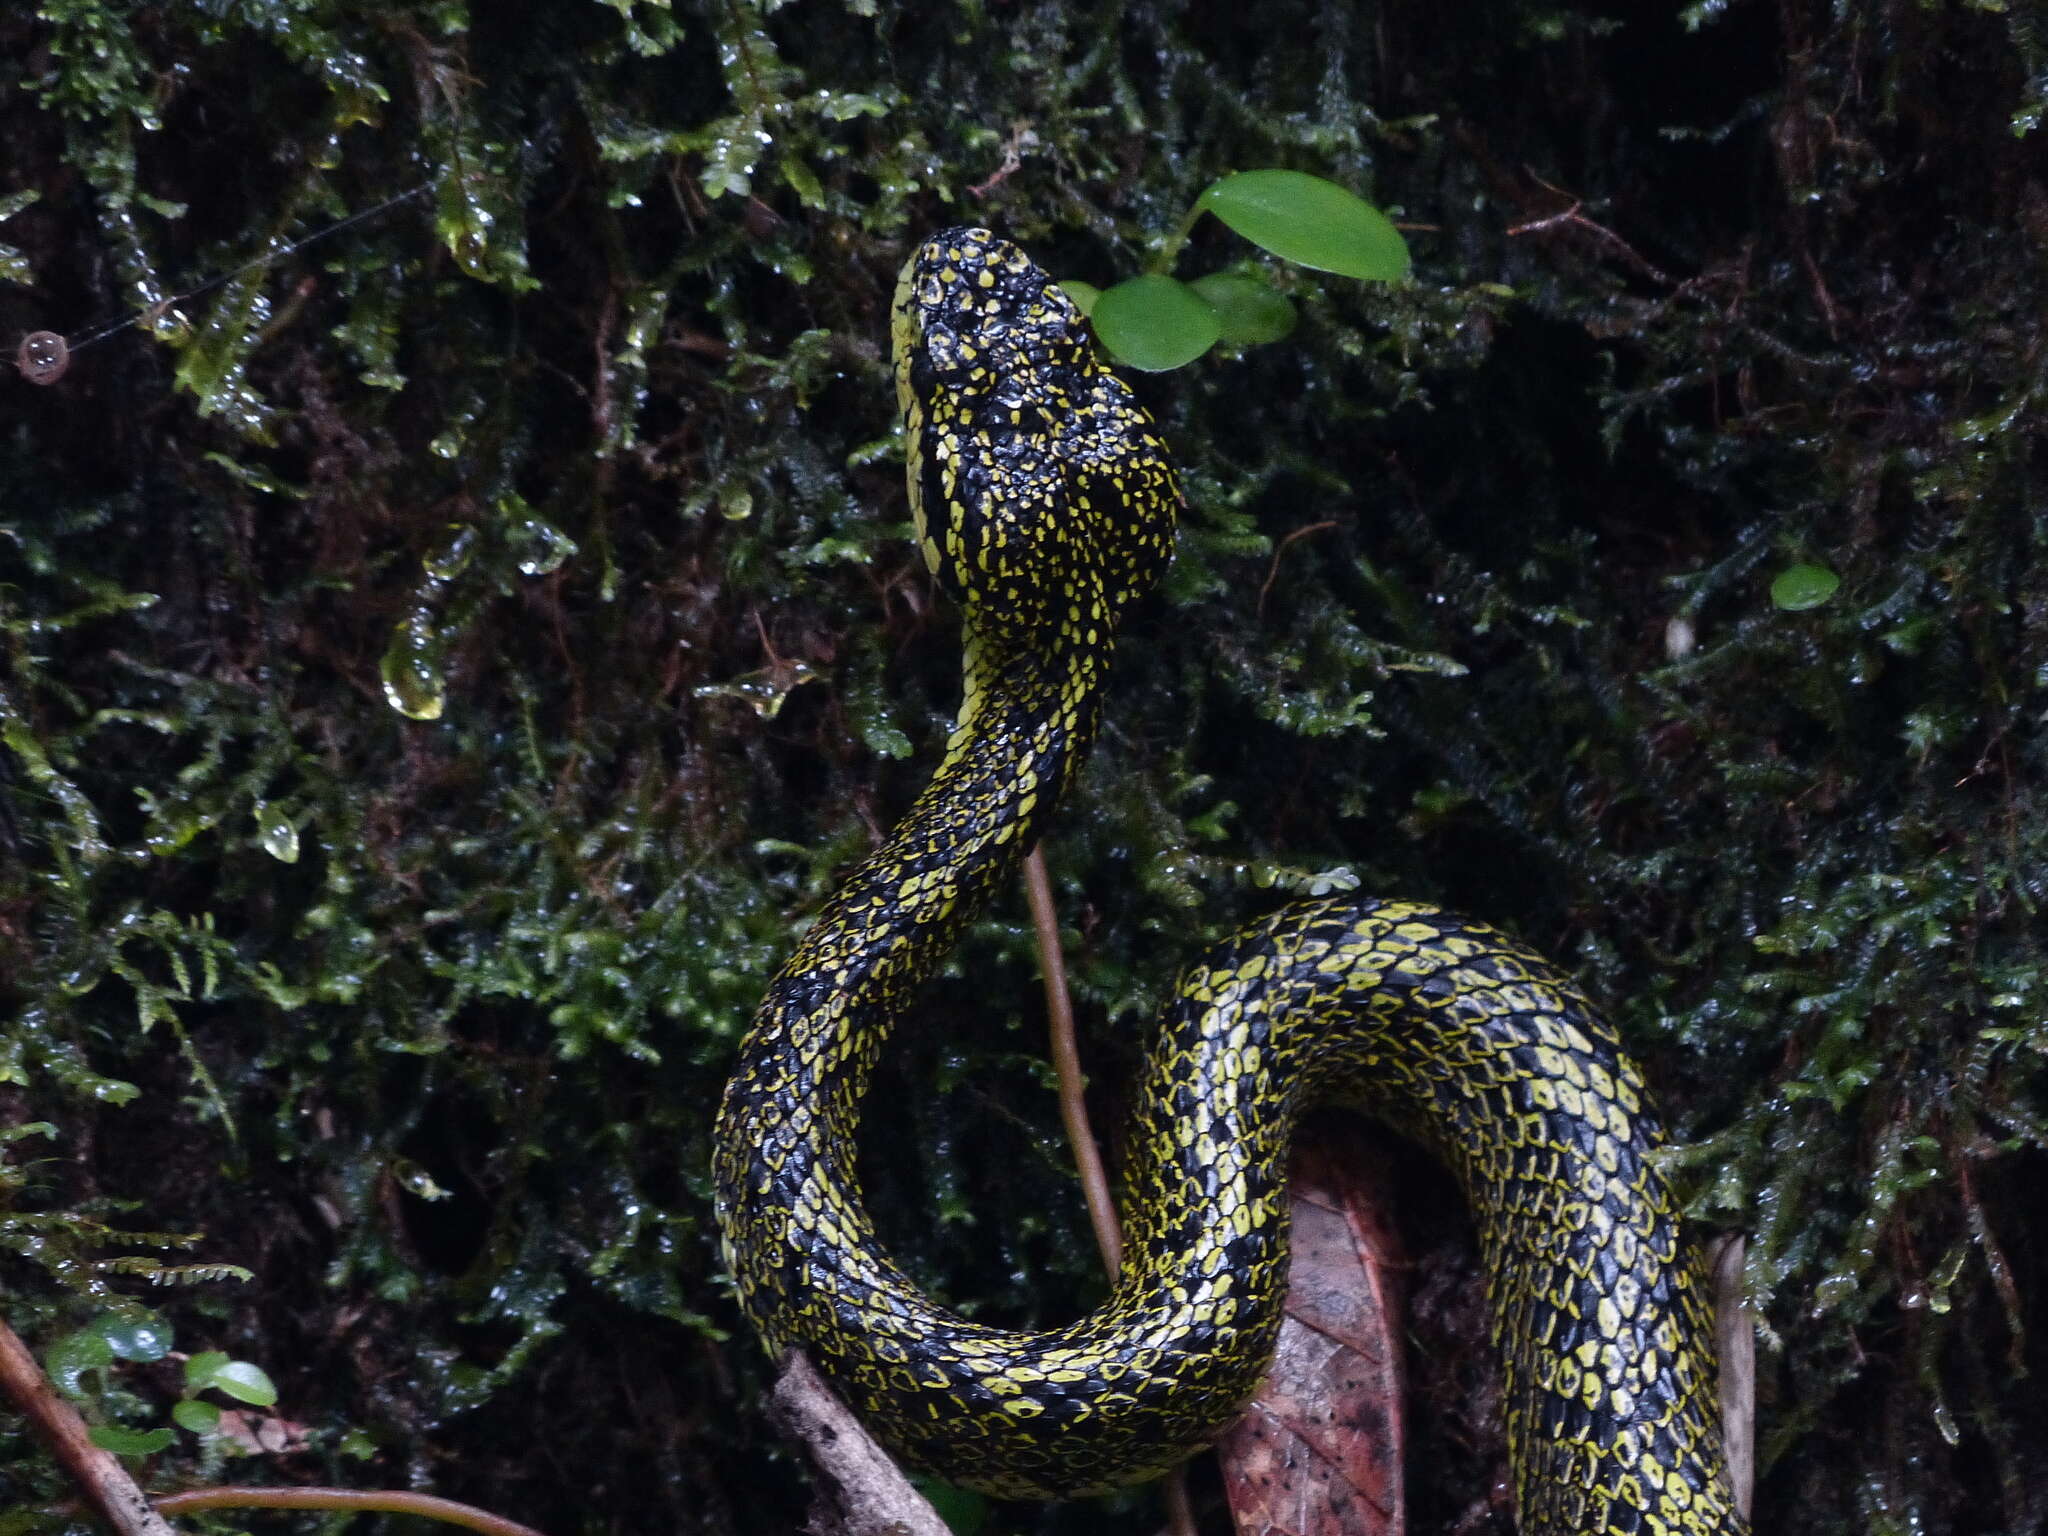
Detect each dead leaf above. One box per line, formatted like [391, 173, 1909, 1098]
[214, 1408, 313, 1456]
[1217, 1118, 1406, 1536]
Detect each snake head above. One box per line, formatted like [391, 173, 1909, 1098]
[892, 227, 1179, 644]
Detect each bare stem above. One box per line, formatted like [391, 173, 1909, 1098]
[1710, 1233, 1756, 1521]
[1023, 845, 1122, 1276]
[152, 1487, 548, 1536]
[0, 1312, 178, 1536]
[768, 1352, 951, 1536]
[1024, 847, 1197, 1536]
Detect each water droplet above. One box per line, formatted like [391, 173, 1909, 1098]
[1811, 1272, 1856, 1313]
[425, 525, 478, 582]
[514, 517, 578, 576]
[1664, 614, 1696, 660]
[380, 616, 447, 720]
[151, 306, 193, 343]
[392, 1158, 451, 1201]
[692, 661, 819, 719]
[17, 331, 68, 385]
[1933, 1401, 1960, 1446]
[256, 804, 300, 864]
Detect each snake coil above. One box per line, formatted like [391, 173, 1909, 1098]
[713, 228, 1746, 1534]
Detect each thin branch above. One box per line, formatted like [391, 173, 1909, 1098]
[1256, 520, 1337, 621]
[1709, 1233, 1755, 1521]
[1024, 847, 1197, 1536]
[1161, 1472, 1202, 1536]
[0, 1313, 178, 1536]
[153, 1487, 548, 1536]
[1507, 198, 1676, 287]
[767, 1352, 951, 1536]
[1023, 845, 1122, 1276]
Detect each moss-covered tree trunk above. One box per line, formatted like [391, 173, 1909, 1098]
[3, 2, 2043, 1532]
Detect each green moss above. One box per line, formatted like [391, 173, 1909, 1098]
[3, 1, 2046, 1532]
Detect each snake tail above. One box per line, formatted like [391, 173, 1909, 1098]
[712, 228, 1746, 1534]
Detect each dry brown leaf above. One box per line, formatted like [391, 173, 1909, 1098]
[214, 1408, 314, 1456]
[1217, 1119, 1406, 1536]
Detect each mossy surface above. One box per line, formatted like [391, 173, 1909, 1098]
[2, 3, 2044, 1532]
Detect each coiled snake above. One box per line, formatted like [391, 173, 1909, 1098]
[713, 228, 1747, 1533]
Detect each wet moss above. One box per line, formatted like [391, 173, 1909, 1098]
[2, 1, 2045, 1532]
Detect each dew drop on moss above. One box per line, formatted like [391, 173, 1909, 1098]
[514, 517, 578, 576]
[380, 617, 447, 721]
[256, 804, 300, 864]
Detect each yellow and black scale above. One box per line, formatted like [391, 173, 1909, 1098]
[713, 227, 1748, 1534]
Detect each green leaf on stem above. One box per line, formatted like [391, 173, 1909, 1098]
[1091, 274, 1221, 371]
[1198, 170, 1410, 280]
[1190, 272, 1298, 345]
[88, 1424, 175, 1456]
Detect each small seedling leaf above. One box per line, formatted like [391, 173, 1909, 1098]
[45, 1330, 112, 1398]
[172, 1399, 222, 1434]
[1091, 274, 1221, 372]
[207, 1359, 279, 1407]
[1198, 170, 1410, 281]
[1771, 563, 1840, 611]
[88, 1424, 175, 1457]
[96, 1313, 173, 1363]
[1059, 279, 1101, 316]
[184, 1350, 232, 1392]
[1190, 273, 1298, 345]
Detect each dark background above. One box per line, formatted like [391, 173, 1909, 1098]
[3, 2, 2045, 1532]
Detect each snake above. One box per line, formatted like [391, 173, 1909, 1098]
[712, 226, 1747, 1534]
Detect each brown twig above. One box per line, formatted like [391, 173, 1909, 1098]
[1256, 520, 1338, 620]
[767, 1352, 951, 1536]
[153, 1487, 549, 1536]
[1024, 848, 1197, 1536]
[1161, 1473, 1202, 1536]
[1507, 173, 1677, 287]
[0, 1313, 178, 1536]
[1708, 1233, 1755, 1521]
[1023, 845, 1122, 1276]
[968, 121, 1035, 199]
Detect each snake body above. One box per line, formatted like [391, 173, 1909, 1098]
[712, 228, 1746, 1533]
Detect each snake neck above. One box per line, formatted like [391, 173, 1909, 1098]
[713, 618, 1107, 1311]
[785, 616, 1104, 1015]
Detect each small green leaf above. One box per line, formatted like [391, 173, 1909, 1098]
[1197, 170, 1410, 280]
[1190, 272, 1297, 345]
[172, 1399, 222, 1434]
[45, 1330, 113, 1398]
[780, 155, 824, 208]
[96, 1313, 173, 1363]
[860, 720, 914, 760]
[207, 1359, 279, 1407]
[1090, 274, 1221, 372]
[183, 1350, 231, 1390]
[88, 1424, 175, 1457]
[1771, 563, 1840, 611]
[1058, 279, 1101, 316]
